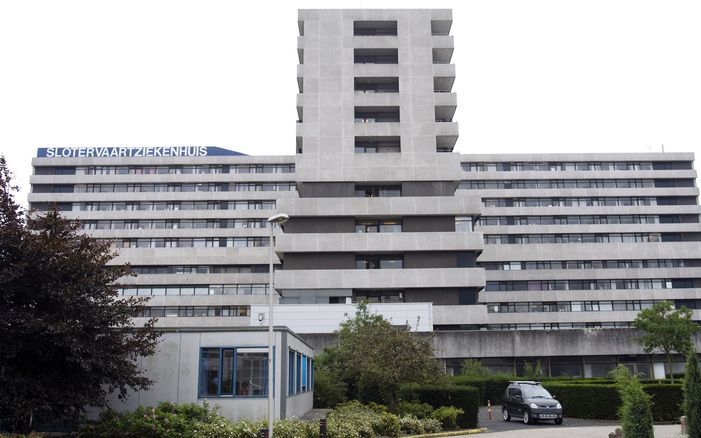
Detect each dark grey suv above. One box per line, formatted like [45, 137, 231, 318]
[501, 381, 563, 424]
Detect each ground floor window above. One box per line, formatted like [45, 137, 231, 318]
[288, 349, 313, 396]
[199, 347, 269, 397]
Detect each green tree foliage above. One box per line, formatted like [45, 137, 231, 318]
[683, 348, 701, 438]
[633, 300, 699, 383]
[459, 359, 493, 378]
[312, 347, 348, 408]
[522, 360, 544, 380]
[613, 365, 654, 438]
[331, 302, 445, 411]
[0, 156, 160, 432]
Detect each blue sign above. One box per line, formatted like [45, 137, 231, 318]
[36, 146, 247, 158]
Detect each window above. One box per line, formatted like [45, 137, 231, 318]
[198, 347, 270, 398]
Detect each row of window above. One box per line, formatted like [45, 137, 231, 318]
[487, 300, 659, 314]
[355, 219, 403, 233]
[477, 215, 687, 226]
[483, 233, 688, 245]
[114, 237, 269, 249]
[483, 322, 634, 331]
[461, 161, 689, 172]
[35, 164, 295, 175]
[482, 197, 687, 207]
[288, 350, 313, 396]
[199, 347, 269, 398]
[129, 265, 268, 275]
[121, 284, 268, 296]
[485, 278, 695, 292]
[139, 306, 250, 318]
[460, 179, 692, 190]
[73, 201, 275, 212]
[82, 219, 267, 231]
[481, 259, 691, 271]
[70, 183, 296, 193]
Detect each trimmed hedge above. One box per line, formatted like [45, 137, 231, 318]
[541, 383, 682, 422]
[452, 376, 512, 406]
[398, 384, 479, 429]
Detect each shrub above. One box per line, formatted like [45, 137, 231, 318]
[196, 417, 260, 438]
[274, 419, 317, 438]
[397, 400, 433, 419]
[431, 406, 464, 430]
[452, 376, 513, 405]
[399, 384, 479, 428]
[459, 359, 493, 377]
[683, 350, 701, 438]
[326, 401, 380, 438]
[372, 412, 400, 437]
[81, 401, 215, 437]
[420, 417, 443, 433]
[614, 366, 654, 438]
[398, 415, 425, 434]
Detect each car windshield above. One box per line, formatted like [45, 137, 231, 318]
[522, 385, 552, 399]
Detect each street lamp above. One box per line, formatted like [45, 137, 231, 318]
[267, 213, 288, 438]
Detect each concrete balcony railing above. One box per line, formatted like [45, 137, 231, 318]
[275, 267, 486, 290]
[277, 195, 482, 217]
[277, 231, 484, 254]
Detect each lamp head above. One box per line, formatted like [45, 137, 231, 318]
[267, 213, 289, 225]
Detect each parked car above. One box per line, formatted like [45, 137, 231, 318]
[501, 381, 563, 424]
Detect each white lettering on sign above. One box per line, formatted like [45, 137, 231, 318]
[42, 146, 209, 158]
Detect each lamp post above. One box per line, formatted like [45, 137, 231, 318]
[266, 213, 288, 438]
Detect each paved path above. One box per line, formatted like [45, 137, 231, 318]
[475, 407, 684, 437]
[475, 425, 682, 437]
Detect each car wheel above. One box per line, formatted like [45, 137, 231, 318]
[555, 418, 563, 425]
[523, 410, 531, 424]
[502, 408, 510, 422]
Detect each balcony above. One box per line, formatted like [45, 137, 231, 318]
[431, 20, 452, 36]
[355, 106, 400, 123]
[354, 48, 398, 64]
[275, 267, 486, 291]
[354, 20, 397, 36]
[355, 136, 401, 153]
[435, 105, 456, 123]
[354, 77, 399, 93]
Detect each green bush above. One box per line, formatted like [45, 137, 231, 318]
[397, 415, 442, 434]
[540, 382, 682, 422]
[684, 351, 701, 438]
[431, 406, 464, 430]
[81, 401, 215, 437]
[372, 412, 400, 437]
[614, 366, 654, 438]
[399, 384, 479, 428]
[397, 400, 433, 419]
[452, 376, 513, 405]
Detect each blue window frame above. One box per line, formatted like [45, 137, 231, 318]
[288, 348, 314, 396]
[198, 347, 271, 398]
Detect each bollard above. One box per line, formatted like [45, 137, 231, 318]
[259, 428, 269, 438]
[319, 418, 327, 438]
[487, 400, 493, 420]
[681, 416, 687, 435]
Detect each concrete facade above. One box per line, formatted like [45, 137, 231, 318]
[27, 9, 701, 382]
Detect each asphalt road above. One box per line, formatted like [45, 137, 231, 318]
[477, 407, 684, 437]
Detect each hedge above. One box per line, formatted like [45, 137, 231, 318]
[398, 384, 480, 429]
[540, 383, 682, 422]
[452, 376, 512, 406]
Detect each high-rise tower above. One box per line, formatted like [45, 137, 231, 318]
[276, 10, 486, 317]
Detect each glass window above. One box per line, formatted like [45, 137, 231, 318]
[236, 349, 268, 396]
[199, 348, 220, 397]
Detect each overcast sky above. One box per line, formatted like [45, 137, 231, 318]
[1, 0, 700, 203]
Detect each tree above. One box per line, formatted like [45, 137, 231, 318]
[683, 347, 701, 438]
[0, 156, 160, 432]
[633, 300, 698, 383]
[613, 365, 654, 438]
[312, 347, 348, 408]
[459, 359, 493, 378]
[334, 302, 445, 411]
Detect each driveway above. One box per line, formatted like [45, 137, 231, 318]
[477, 407, 684, 437]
